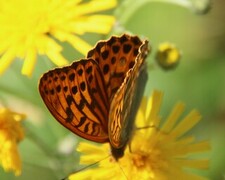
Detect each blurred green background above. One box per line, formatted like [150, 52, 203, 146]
[0, 0, 224, 179]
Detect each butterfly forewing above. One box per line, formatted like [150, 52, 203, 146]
[39, 34, 150, 160]
[108, 39, 149, 149]
[39, 59, 109, 143]
[87, 34, 143, 101]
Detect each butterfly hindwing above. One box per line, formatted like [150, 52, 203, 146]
[39, 59, 109, 143]
[87, 34, 144, 101]
[108, 39, 149, 149]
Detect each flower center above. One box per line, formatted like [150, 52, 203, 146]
[131, 153, 147, 168]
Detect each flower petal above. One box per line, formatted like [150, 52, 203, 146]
[146, 90, 163, 125]
[170, 110, 202, 138]
[75, 0, 117, 16]
[21, 48, 37, 76]
[161, 102, 185, 133]
[0, 49, 16, 75]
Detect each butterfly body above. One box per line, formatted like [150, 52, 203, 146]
[109, 64, 148, 160]
[39, 34, 149, 160]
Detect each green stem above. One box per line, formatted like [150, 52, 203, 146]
[115, 0, 191, 25]
[25, 128, 77, 178]
[25, 123, 55, 157]
[0, 85, 40, 106]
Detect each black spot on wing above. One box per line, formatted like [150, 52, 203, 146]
[111, 57, 116, 64]
[80, 82, 86, 91]
[84, 122, 90, 133]
[112, 45, 120, 54]
[60, 75, 66, 81]
[102, 50, 109, 60]
[63, 86, 68, 92]
[123, 44, 132, 54]
[76, 116, 86, 128]
[66, 95, 73, 106]
[86, 66, 93, 74]
[69, 73, 75, 81]
[65, 107, 73, 123]
[56, 85, 61, 93]
[103, 64, 109, 74]
[78, 69, 83, 76]
[72, 86, 78, 94]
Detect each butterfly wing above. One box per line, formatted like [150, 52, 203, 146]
[39, 59, 110, 143]
[108, 39, 149, 149]
[87, 34, 144, 101]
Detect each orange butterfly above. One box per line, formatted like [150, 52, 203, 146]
[39, 34, 149, 160]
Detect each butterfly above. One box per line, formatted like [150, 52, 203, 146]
[39, 34, 149, 160]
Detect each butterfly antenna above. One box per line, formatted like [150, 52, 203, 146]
[117, 162, 128, 180]
[136, 125, 169, 136]
[61, 155, 111, 180]
[128, 143, 132, 153]
[136, 124, 159, 131]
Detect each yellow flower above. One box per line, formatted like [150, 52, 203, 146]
[0, 0, 117, 76]
[155, 42, 181, 70]
[69, 91, 210, 180]
[0, 108, 25, 176]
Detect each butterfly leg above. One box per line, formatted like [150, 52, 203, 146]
[136, 125, 159, 131]
[128, 142, 133, 153]
[136, 125, 169, 136]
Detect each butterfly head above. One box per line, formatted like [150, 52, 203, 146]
[110, 145, 126, 161]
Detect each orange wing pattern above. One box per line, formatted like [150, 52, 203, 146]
[109, 39, 149, 149]
[39, 59, 109, 143]
[39, 34, 150, 160]
[87, 34, 144, 101]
